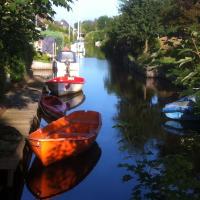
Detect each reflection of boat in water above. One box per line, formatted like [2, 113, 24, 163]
[28, 110, 102, 166]
[59, 91, 85, 110]
[162, 120, 200, 135]
[26, 142, 101, 199]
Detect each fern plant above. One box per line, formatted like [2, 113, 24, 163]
[169, 31, 200, 89]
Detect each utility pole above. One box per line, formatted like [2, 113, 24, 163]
[77, 21, 80, 41]
[72, 25, 74, 41]
[68, 25, 71, 42]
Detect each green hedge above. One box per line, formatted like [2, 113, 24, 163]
[41, 30, 70, 51]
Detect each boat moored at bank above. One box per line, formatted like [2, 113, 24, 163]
[45, 76, 85, 96]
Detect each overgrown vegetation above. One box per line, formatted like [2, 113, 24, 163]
[41, 30, 69, 51]
[33, 52, 51, 63]
[105, 50, 200, 200]
[103, 0, 200, 91]
[101, 2, 200, 198]
[80, 16, 112, 46]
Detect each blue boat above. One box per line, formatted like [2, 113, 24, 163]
[162, 95, 200, 121]
[162, 120, 200, 135]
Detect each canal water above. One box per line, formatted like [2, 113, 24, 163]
[4, 56, 200, 199]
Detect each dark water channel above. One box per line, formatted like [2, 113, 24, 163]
[2, 57, 200, 199]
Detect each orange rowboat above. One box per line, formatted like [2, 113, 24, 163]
[28, 110, 102, 166]
[26, 143, 101, 199]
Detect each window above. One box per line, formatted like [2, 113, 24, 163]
[57, 51, 76, 63]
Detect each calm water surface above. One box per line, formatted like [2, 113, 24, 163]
[6, 57, 200, 199]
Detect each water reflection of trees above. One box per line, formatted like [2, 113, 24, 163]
[119, 134, 200, 199]
[104, 63, 165, 150]
[105, 63, 200, 199]
[85, 44, 105, 59]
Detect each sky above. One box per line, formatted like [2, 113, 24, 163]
[53, 0, 119, 25]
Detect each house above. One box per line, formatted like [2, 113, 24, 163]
[34, 36, 56, 57]
[60, 20, 69, 29]
[42, 37, 56, 57]
[55, 20, 69, 29]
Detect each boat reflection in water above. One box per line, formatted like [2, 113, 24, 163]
[26, 142, 101, 199]
[38, 91, 85, 126]
[162, 120, 200, 135]
[59, 90, 85, 110]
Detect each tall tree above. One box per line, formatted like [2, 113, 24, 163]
[96, 16, 112, 30]
[0, 0, 73, 83]
[104, 0, 187, 59]
[177, 0, 200, 27]
[115, 0, 165, 54]
[81, 20, 96, 34]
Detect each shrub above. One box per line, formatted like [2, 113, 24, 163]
[9, 57, 26, 82]
[41, 30, 69, 51]
[33, 52, 51, 62]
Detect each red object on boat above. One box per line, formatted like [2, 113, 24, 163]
[62, 46, 70, 51]
[26, 143, 101, 199]
[47, 76, 84, 84]
[46, 76, 85, 96]
[39, 95, 67, 119]
[28, 110, 102, 166]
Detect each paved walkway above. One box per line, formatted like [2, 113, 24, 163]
[1, 103, 38, 137]
[0, 79, 43, 136]
[0, 76, 45, 137]
[0, 76, 46, 186]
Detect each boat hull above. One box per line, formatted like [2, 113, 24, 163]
[46, 82, 83, 96]
[39, 95, 67, 119]
[29, 135, 97, 166]
[162, 95, 199, 121]
[26, 143, 101, 199]
[46, 76, 85, 96]
[162, 101, 193, 113]
[28, 111, 102, 166]
[163, 112, 200, 121]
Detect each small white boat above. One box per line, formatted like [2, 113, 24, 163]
[71, 40, 85, 55]
[46, 76, 85, 96]
[55, 50, 80, 77]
